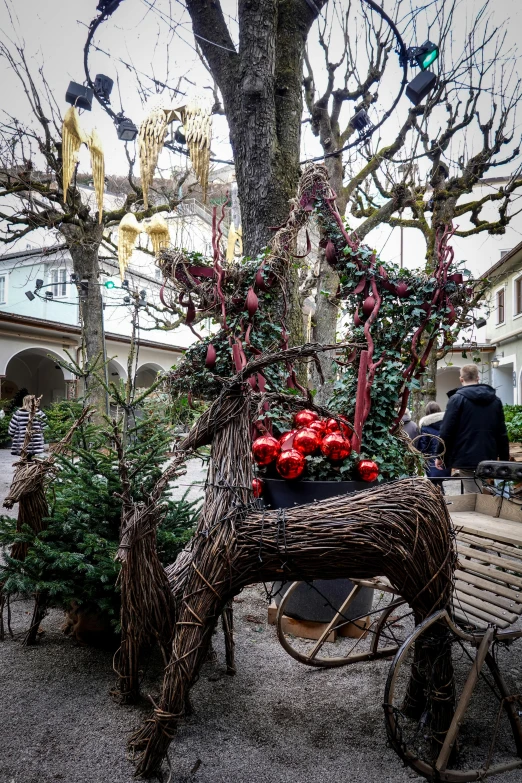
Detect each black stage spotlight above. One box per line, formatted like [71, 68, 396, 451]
[351, 109, 372, 133]
[116, 117, 138, 142]
[65, 81, 93, 111]
[25, 291, 35, 301]
[94, 74, 114, 103]
[406, 71, 437, 105]
[35, 279, 44, 289]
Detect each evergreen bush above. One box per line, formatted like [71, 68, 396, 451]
[503, 404, 522, 442]
[0, 408, 201, 630]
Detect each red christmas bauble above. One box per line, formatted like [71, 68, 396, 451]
[252, 478, 263, 498]
[279, 430, 297, 451]
[293, 409, 319, 429]
[357, 459, 379, 482]
[325, 417, 351, 437]
[293, 427, 320, 456]
[252, 435, 280, 466]
[276, 449, 305, 480]
[309, 419, 327, 437]
[321, 432, 352, 462]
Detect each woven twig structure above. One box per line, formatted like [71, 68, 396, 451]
[117, 345, 455, 777]
[1, 406, 92, 643]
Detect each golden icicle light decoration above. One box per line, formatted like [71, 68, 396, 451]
[62, 107, 88, 197]
[226, 222, 243, 262]
[138, 108, 173, 210]
[87, 129, 105, 223]
[181, 100, 212, 202]
[117, 213, 142, 280]
[143, 213, 170, 257]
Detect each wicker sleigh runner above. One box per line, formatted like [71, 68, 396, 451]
[110, 164, 479, 779]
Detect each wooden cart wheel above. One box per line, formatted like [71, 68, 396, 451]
[384, 611, 522, 782]
[276, 579, 414, 668]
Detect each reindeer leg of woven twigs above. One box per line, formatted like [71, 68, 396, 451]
[115, 503, 178, 704]
[129, 578, 232, 776]
[222, 600, 236, 675]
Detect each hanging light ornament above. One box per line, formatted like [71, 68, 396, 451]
[226, 222, 243, 261]
[143, 213, 170, 256]
[87, 128, 105, 223]
[138, 107, 177, 209]
[179, 99, 212, 202]
[62, 106, 89, 197]
[117, 212, 141, 280]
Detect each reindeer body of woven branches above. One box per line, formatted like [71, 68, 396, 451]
[113, 344, 456, 778]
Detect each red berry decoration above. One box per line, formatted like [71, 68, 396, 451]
[309, 419, 327, 437]
[252, 435, 280, 466]
[325, 417, 351, 437]
[276, 449, 305, 480]
[279, 430, 297, 451]
[321, 433, 352, 462]
[293, 427, 320, 456]
[293, 409, 318, 429]
[252, 478, 263, 498]
[357, 459, 379, 482]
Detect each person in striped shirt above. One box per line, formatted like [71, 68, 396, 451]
[8, 395, 47, 457]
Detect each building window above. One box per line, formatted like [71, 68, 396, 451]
[515, 277, 522, 317]
[50, 268, 67, 298]
[0, 276, 6, 304]
[497, 288, 505, 324]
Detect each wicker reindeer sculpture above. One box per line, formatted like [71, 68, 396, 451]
[115, 346, 455, 777]
[114, 165, 469, 775]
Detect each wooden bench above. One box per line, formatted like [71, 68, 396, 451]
[447, 492, 522, 631]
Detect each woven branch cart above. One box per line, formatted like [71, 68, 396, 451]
[276, 480, 522, 781]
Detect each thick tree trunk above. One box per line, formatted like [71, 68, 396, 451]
[310, 248, 339, 403]
[310, 155, 342, 401]
[62, 223, 107, 415]
[185, 0, 327, 348]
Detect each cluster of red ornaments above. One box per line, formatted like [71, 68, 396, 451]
[252, 409, 378, 483]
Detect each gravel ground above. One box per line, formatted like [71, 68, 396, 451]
[1, 448, 522, 783]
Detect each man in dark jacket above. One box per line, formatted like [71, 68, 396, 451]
[435, 363, 509, 492]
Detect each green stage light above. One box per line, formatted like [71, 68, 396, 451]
[416, 41, 439, 70]
[104, 280, 116, 289]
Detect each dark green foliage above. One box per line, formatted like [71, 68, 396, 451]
[503, 405, 522, 442]
[167, 251, 288, 399]
[0, 399, 13, 447]
[44, 399, 84, 443]
[0, 409, 201, 624]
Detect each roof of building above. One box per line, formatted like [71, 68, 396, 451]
[480, 239, 522, 281]
[0, 310, 185, 354]
[0, 244, 68, 262]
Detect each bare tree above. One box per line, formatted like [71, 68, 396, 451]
[0, 42, 186, 412]
[302, 0, 522, 399]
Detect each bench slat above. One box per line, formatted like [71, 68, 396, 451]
[451, 597, 511, 628]
[453, 590, 518, 624]
[454, 568, 522, 601]
[457, 544, 522, 575]
[454, 579, 522, 614]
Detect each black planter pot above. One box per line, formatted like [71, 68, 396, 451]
[263, 478, 375, 624]
[262, 477, 377, 509]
